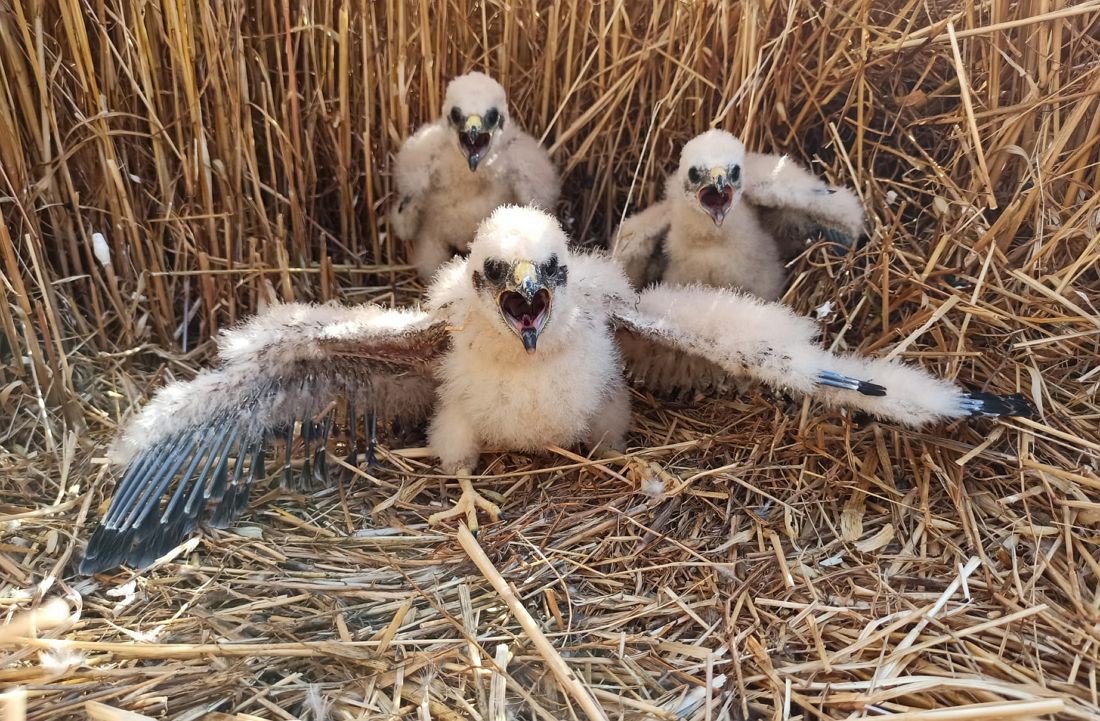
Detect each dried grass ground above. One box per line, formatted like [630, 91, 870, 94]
[1, 1, 1099, 720]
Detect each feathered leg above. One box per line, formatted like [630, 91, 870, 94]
[587, 382, 631, 454]
[426, 403, 500, 531]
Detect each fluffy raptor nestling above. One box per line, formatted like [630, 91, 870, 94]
[389, 71, 561, 281]
[80, 206, 1034, 574]
[613, 129, 866, 299]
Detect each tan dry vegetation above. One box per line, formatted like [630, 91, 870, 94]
[1, 0, 1098, 719]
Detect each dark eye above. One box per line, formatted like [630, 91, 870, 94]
[729, 164, 741, 182]
[541, 254, 558, 276]
[687, 167, 703, 184]
[483, 259, 508, 284]
[449, 107, 463, 125]
[485, 108, 500, 127]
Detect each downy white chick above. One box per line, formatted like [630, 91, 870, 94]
[613, 129, 866, 299]
[80, 207, 1033, 574]
[389, 72, 561, 281]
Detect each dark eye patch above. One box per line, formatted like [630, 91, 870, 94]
[687, 166, 703, 184]
[449, 107, 463, 125]
[485, 108, 500, 127]
[483, 258, 509, 284]
[542, 254, 567, 285]
[729, 164, 741, 182]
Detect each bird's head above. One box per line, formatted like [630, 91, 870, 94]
[675, 129, 745, 227]
[467, 206, 570, 355]
[443, 72, 510, 172]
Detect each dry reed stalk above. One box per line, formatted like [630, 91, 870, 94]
[84, 702, 156, 721]
[863, 698, 1066, 721]
[0, 0, 1098, 719]
[0, 690, 25, 721]
[457, 525, 609, 721]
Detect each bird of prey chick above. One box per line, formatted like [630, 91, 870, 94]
[389, 71, 561, 281]
[80, 206, 1033, 574]
[613, 129, 866, 299]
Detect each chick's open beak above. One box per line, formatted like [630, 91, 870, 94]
[460, 115, 491, 171]
[497, 261, 552, 354]
[697, 166, 736, 226]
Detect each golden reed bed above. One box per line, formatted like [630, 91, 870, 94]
[0, 1, 1098, 719]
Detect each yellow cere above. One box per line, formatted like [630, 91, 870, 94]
[512, 260, 537, 285]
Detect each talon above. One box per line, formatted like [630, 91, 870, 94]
[428, 473, 501, 532]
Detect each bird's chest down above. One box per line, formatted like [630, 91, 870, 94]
[425, 173, 515, 250]
[666, 241, 737, 285]
[446, 341, 614, 451]
[665, 225, 782, 299]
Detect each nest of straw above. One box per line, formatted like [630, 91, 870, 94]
[1, 1, 1098, 719]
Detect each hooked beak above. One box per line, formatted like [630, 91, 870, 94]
[459, 115, 491, 171]
[697, 166, 736, 226]
[497, 261, 552, 354]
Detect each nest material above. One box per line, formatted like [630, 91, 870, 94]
[0, 1, 1098, 719]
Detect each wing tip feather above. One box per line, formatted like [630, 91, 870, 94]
[958, 391, 1037, 419]
[816, 370, 887, 397]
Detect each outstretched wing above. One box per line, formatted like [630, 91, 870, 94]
[502, 131, 561, 210]
[81, 302, 449, 575]
[742, 151, 866, 258]
[388, 121, 450, 242]
[611, 200, 673, 290]
[612, 284, 1035, 427]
